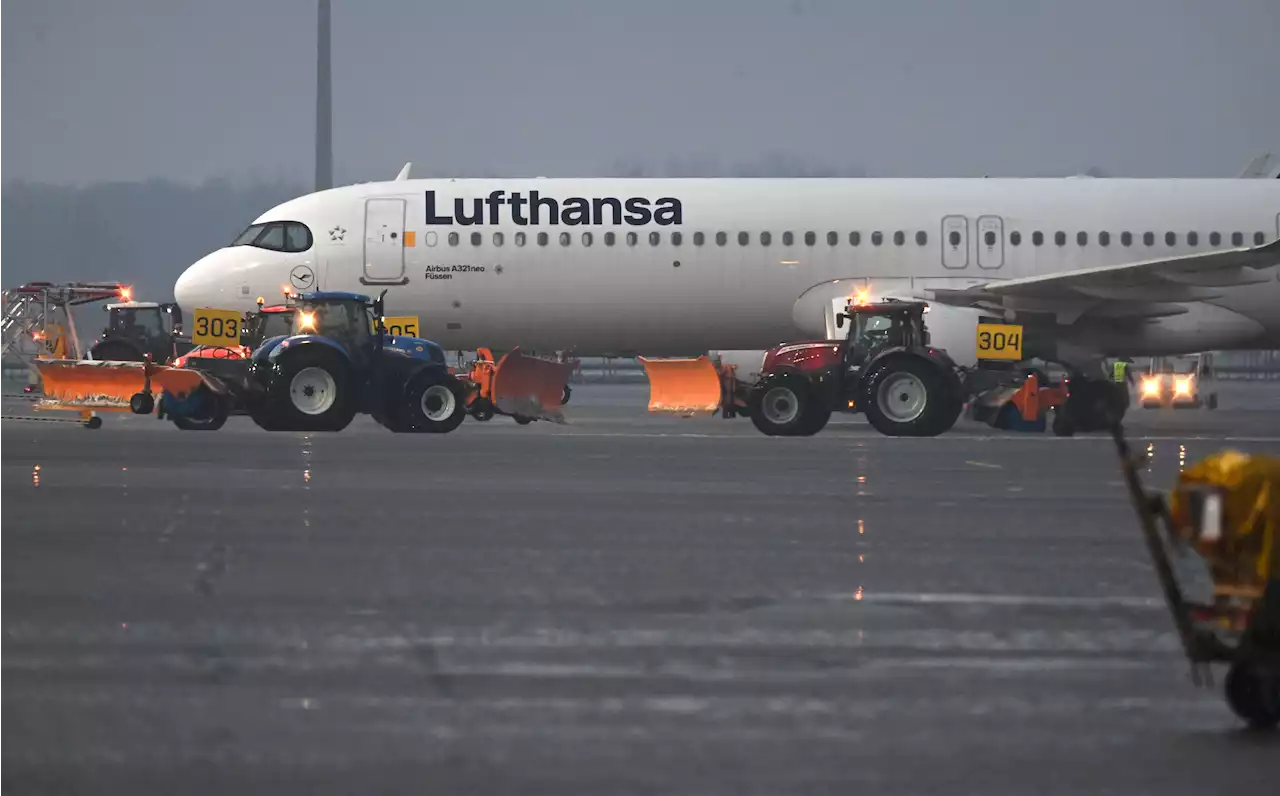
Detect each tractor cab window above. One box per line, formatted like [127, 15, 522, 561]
[109, 306, 167, 341]
[844, 312, 908, 368]
[294, 300, 371, 351]
[250, 310, 295, 343]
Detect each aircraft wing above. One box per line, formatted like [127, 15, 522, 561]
[925, 237, 1280, 323]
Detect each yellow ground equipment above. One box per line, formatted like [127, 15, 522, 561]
[1113, 423, 1280, 728]
[463, 347, 576, 424]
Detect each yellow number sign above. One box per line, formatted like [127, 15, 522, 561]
[376, 315, 420, 338]
[192, 308, 242, 347]
[976, 323, 1024, 361]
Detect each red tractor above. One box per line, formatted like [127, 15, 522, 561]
[740, 298, 967, 437]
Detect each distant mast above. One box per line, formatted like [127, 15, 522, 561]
[315, 0, 333, 192]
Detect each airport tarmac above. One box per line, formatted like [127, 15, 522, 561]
[4, 382, 1278, 794]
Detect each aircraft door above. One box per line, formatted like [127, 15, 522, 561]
[941, 215, 969, 269]
[977, 215, 1004, 269]
[362, 198, 410, 285]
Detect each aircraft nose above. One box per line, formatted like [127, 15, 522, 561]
[173, 254, 214, 315]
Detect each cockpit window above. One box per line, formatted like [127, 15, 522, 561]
[231, 221, 313, 253]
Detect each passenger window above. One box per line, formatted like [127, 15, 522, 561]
[1187, 231, 1198, 246]
[515, 231, 526, 247]
[916, 231, 928, 246]
[559, 232, 571, 246]
[650, 231, 661, 246]
[1231, 232, 1243, 246]
[737, 231, 749, 246]
[1143, 232, 1154, 246]
[1255, 231, 1266, 246]
[537, 232, 548, 246]
[1121, 231, 1132, 247]
[1076, 231, 1088, 246]
[1099, 231, 1110, 246]
[693, 231, 705, 246]
[448, 231, 460, 246]
[604, 231, 615, 246]
[1032, 231, 1044, 246]
[871, 231, 883, 246]
[1165, 231, 1177, 246]
[760, 231, 772, 246]
[783, 231, 795, 246]
[1054, 231, 1066, 246]
[804, 231, 816, 246]
[827, 231, 838, 246]
[985, 231, 998, 247]
[581, 232, 593, 246]
[671, 231, 682, 246]
[1210, 231, 1222, 246]
[716, 232, 727, 246]
[284, 222, 313, 252]
[471, 232, 482, 246]
[949, 230, 961, 247]
[894, 231, 905, 246]
[493, 232, 504, 247]
[849, 232, 861, 246]
[1010, 231, 1022, 246]
[626, 232, 638, 246]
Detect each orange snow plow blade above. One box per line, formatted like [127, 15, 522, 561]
[488, 348, 575, 422]
[34, 359, 212, 411]
[639, 355, 724, 414]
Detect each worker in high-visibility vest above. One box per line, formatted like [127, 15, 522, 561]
[1112, 359, 1132, 384]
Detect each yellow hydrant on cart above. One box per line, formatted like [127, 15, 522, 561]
[1116, 426, 1280, 728]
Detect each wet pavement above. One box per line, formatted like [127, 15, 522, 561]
[4, 384, 1278, 794]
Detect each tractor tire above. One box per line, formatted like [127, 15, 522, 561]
[399, 369, 468, 433]
[747, 372, 821, 437]
[267, 346, 357, 432]
[172, 389, 230, 431]
[1225, 661, 1280, 730]
[862, 356, 951, 437]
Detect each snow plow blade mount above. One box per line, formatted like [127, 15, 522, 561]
[489, 348, 575, 423]
[34, 359, 214, 411]
[639, 356, 723, 414]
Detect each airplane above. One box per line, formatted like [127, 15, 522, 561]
[173, 166, 1280, 398]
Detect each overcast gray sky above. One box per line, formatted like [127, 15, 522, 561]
[5, 0, 1279, 186]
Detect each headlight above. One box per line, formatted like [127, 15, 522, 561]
[1142, 377, 1161, 397]
[1174, 376, 1193, 396]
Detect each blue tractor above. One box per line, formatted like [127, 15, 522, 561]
[153, 290, 470, 433]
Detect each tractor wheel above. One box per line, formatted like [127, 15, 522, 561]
[862, 357, 950, 437]
[795, 404, 832, 436]
[561, 384, 572, 405]
[747, 372, 820, 436]
[470, 399, 495, 421]
[173, 389, 230, 431]
[268, 346, 357, 432]
[400, 369, 468, 433]
[1224, 661, 1280, 730]
[514, 415, 534, 425]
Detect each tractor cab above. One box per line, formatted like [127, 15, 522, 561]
[838, 299, 930, 369]
[288, 291, 384, 367]
[92, 301, 186, 362]
[245, 304, 295, 348]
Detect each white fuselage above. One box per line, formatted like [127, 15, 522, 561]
[174, 177, 1280, 358]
